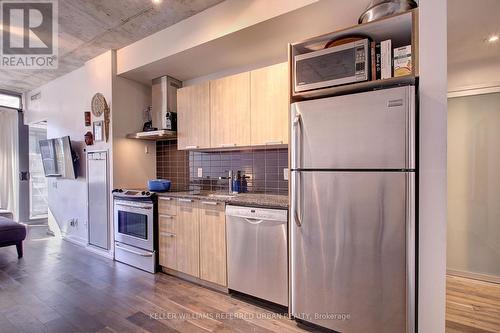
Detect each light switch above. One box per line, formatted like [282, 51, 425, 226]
[283, 168, 289, 181]
[197, 168, 203, 178]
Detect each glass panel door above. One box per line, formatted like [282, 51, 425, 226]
[29, 122, 48, 219]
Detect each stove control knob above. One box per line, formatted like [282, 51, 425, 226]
[141, 191, 146, 195]
[146, 192, 151, 196]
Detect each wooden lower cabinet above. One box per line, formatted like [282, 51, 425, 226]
[199, 201, 227, 286]
[158, 198, 227, 287]
[175, 199, 200, 277]
[159, 214, 176, 270]
[158, 197, 177, 216]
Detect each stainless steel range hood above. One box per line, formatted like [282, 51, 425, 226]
[126, 129, 177, 141]
[127, 75, 182, 141]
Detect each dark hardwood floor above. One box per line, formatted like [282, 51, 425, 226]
[0, 239, 312, 333]
[1, 238, 499, 332]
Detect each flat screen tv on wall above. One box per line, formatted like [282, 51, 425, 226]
[39, 136, 78, 179]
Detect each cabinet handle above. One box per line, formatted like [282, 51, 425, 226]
[159, 197, 172, 201]
[160, 232, 175, 237]
[265, 140, 283, 145]
[201, 201, 218, 206]
[178, 198, 194, 203]
[159, 214, 174, 219]
[219, 143, 236, 148]
[185, 145, 199, 149]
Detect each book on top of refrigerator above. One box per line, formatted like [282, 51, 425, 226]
[380, 39, 392, 80]
[393, 45, 412, 77]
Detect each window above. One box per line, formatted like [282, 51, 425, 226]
[0, 92, 22, 109]
[29, 122, 48, 219]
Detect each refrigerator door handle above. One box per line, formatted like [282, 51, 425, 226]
[406, 172, 416, 333]
[292, 110, 302, 170]
[294, 171, 302, 227]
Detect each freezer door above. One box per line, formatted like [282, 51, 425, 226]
[291, 171, 414, 333]
[291, 86, 415, 170]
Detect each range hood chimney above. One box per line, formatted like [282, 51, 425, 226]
[127, 76, 182, 141]
[152, 76, 182, 130]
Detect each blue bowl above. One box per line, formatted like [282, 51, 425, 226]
[148, 179, 171, 192]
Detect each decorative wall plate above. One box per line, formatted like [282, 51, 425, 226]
[91, 93, 106, 117]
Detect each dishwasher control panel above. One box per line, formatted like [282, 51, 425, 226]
[226, 205, 288, 221]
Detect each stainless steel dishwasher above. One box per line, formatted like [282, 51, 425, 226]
[226, 205, 288, 306]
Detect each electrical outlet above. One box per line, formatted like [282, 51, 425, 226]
[197, 168, 203, 178]
[69, 218, 78, 227]
[52, 180, 57, 189]
[283, 168, 289, 181]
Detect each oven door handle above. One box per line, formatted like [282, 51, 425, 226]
[115, 203, 152, 210]
[115, 243, 153, 257]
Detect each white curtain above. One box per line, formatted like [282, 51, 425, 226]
[0, 108, 19, 220]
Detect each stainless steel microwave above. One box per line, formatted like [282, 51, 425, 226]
[294, 39, 369, 92]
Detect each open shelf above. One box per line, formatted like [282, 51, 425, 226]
[292, 75, 416, 101]
[289, 9, 418, 101]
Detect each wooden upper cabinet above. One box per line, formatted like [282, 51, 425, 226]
[250, 62, 289, 146]
[199, 201, 227, 286]
[210, 72, 251, 148]
[177, 82, 211, 150]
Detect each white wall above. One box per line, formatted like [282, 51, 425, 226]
[24, 50, 155, 248]
[111, 52, 156, 189]
[448, 93, 500, 278]
[25, 51, 114, 245]
[418, 0, 448, 332]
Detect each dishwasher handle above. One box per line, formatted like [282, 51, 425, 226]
[244, 218, 264, 225]
[229, 215, 287, 224]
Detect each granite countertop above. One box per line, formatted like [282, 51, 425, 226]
[155, 191, 289, 209]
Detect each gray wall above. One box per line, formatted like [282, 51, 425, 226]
[448, 92, 500, 278]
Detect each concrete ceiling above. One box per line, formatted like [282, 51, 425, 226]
[119, 0, 370, 85]
[0, 0, 224, 93]
[448, 0, 500, 88]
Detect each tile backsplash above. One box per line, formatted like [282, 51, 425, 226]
[156, 141, 288, 195]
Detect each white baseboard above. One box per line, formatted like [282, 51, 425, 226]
[62, 234, 87, 247]
[447, 269, 500, 284]
[85, 244, 114, 260]
[62, 235, 114, 260]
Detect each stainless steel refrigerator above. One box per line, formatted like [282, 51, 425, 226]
[290, 86, 415, 333]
